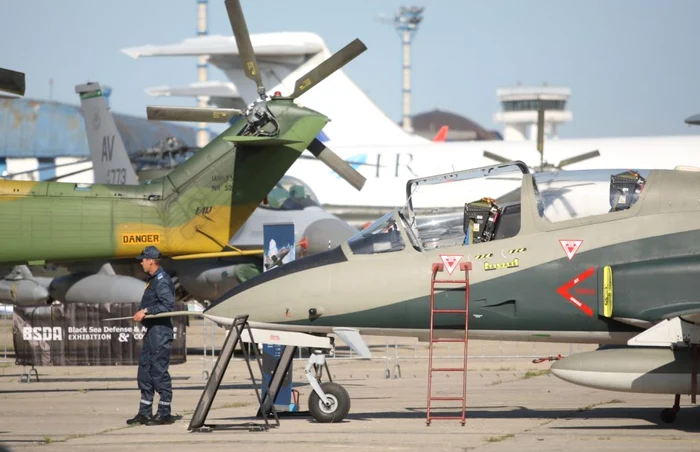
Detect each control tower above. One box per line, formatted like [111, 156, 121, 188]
[493, 84, 572, 141]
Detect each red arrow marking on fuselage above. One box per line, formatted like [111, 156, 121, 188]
[556, 267, 595, 317]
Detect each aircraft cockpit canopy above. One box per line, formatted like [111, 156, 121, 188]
[347, 210, 406, 255]
[348, 165, 652, 256]
[260, 175, 321, 211]
[532, 168, 650, 223]
[400, 165, 650, 252]
[401, 162, 528, 251]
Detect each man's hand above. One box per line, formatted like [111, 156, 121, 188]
[133, 309, 147, 322]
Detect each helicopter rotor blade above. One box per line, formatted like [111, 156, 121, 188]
[0, 68, 25, 96]
[224, 0, 265, 97]
[307, 138, 366, 191]
[1, 158, 91, 179]
[298, 153, 382, 168]
[685, 114, 700, 126]
[557, 150, 601, 169]
[146, 106, 243, 123]
[289, 39, 367, 100]
[44, 165, 95, 182]
[483, 150, 512, 164]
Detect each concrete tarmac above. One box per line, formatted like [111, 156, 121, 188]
[1, 336, 700, 451]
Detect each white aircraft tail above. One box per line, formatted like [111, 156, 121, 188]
[123, 32, 428, 146]
[75, 82, 139, 185]
[266, 47, 427, 146]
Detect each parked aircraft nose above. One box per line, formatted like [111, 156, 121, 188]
[204, 245, 349, 323]
[49, 273, 146, 304]
[0, 280, 49, 307]
[303, 218, 358, 255]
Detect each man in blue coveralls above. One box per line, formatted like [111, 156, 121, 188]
[126, 246, 176, 426]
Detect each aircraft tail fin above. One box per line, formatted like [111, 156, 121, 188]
[75, 82, 139, 185]
[157, 116, 327, 256]
[8, 265, 34, 281]
[432, 125, 448, 142]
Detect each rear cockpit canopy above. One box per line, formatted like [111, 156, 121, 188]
[533, 168, 649, 223]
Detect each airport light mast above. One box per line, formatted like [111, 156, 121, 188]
[196, 0, 210, 147]
[386, 6, 424, 134]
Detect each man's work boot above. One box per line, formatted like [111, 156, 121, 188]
[146, 414, 175, 426]
[126, 413, 151, 425]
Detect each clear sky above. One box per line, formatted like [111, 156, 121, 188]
[2, 0, 699, 139]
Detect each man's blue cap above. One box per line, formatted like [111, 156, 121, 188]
[136, 245, 162, 260]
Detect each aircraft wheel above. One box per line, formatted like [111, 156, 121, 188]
[660, 408, 677, 423]
[308, 382, 350, 423]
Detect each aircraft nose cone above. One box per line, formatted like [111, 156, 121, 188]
[303, 218, 358, 255]
[33, 285, 49, 304]
[204, 245, 349, 322]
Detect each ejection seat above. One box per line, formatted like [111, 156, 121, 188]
[609, 170, 646, 212]
[463, 197, 521, 245]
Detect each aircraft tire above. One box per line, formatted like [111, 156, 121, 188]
[660, 408, 677, 423]
[308, 382, 350, 423]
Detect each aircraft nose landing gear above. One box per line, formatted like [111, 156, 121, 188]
[660, 394, 680, 423]
[305, 351, 351, 423]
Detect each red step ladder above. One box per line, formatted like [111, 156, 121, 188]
[426, 261, 472, 426]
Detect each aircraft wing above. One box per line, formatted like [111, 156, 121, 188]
[619, 304, 700, 348]
[104, 311, 372, 358]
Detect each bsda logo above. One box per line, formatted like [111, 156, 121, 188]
[22, 327, 63, 341]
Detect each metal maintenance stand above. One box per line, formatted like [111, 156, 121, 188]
[188, 315, 280, 432]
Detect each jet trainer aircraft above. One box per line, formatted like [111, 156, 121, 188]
[137, 159, 700, 424]
[0, 0, 367, 269]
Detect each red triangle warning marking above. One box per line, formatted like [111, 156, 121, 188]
[439, 255, 463, 275]
[559, 240, 583, 260]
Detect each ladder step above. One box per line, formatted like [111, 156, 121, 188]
[430, 338, 466, 343]
[429, 396, 465, 401]
[427, 416, 466, 421]
[431, 309, 468, 314]
[430, 367, 465, 372]
[432, 279, 469, 284]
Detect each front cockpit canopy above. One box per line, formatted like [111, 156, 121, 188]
[347, 211, 406, 255]
[261, 175, 321, 211]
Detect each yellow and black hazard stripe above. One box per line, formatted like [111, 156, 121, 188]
[508, 248, 527, 254]
[473, 253, 493, 260]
